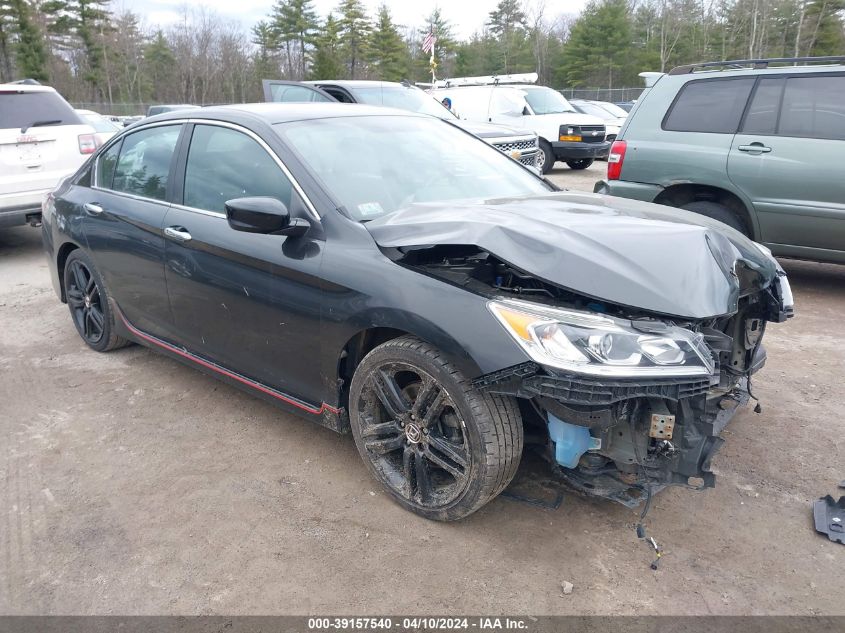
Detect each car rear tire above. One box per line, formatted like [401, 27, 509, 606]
[348, 335, 523, 521]
[537, 140, 555, 174]
[63, 250, 131, 353]
[566, 159, 594, 170]
[680, 200, 748, 235]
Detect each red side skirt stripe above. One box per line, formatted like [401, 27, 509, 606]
[117, 311, 340, 416]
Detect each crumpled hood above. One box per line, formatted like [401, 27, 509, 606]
[366, 191, 779, 319]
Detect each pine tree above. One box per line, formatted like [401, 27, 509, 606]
[310, 13, 343, 79]
[336, 0, 370, 79]
[0, 0, 13, 81]
[42, 0, 111, 99]
[143, 30, 176, 102]
[252, 20, 281, 81]
[487, 0, 527, 73]
[270, 0, 318, 79]
[11, 0, 48, 82]
[559, 0, 634, 88]
[368, 4, 407, 81]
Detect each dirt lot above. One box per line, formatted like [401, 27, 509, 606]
[2, 162, 843, 615]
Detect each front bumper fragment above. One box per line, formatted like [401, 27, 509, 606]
[552, 140, 611, 160]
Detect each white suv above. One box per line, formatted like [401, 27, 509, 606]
[1, 83, 97, 228]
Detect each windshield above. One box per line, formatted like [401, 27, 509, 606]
[276, 115, 550, 222]
[573, 101, 616, 120]
[347, 86, 455, 120]
[521, 87, 576, 115]
[595, 102, 629, 118]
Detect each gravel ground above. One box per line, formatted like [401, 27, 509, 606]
[1, 163, 843, 615]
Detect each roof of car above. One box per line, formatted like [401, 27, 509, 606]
[0, 83, 56, 93]
[305, 80, 411, 89]
[150, 102, 426, 125]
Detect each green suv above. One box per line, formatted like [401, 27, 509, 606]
[595, 57, 845, 264]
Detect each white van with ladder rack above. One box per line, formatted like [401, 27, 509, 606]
[432, 73, 609, 174]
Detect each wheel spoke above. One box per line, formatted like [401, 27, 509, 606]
[85, 275, 96, 294]
[411, 377, 436, 417]
[361, 421, 400, 439]
[419, 388, 447, 429]
[415, 451, 432, 503]
[88, 307, 105, 334]
[66, 289, 85, 308]
[402, 445, 414, 495]
[364, 434, 405, 456]
[425, 436, 468, 480]
[71, 262, 86, 292]
[83, 309, 93, 338]
[372, 369, 409, 419]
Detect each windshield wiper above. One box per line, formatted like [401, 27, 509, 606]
[21, 119, 62, 133]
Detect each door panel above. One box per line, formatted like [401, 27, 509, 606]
[164, 123, 325, 404]
[82, 124, 183, 338]
[729, 74, 845, 252]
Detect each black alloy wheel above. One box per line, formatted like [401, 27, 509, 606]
[349, 336, 523, 521]
[66, 258, 105, 345]
[63, 250, 130, 352]
[357, 361, 470, 507]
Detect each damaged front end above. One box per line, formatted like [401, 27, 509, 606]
[386, 243, 794, 507]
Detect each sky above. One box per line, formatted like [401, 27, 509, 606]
[120, 0, 590, 39]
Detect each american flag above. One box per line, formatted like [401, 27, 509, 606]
[422, 28, 436, 54]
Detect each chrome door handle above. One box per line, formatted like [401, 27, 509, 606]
[83, 202, 104, 215]
[738, 144, 772, 153]
[164, 226, 192, 242]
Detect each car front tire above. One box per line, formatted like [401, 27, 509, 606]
[537, 140, 555, 175]
[566, 158, 594, 170]
[348, 335, 523, 521]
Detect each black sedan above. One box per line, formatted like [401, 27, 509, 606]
[43, 103, 793, 521]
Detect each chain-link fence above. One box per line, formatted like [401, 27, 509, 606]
[559, 87, 644, 103]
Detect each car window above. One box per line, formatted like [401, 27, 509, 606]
[573, 102, 614, 120]
[183, 124, 292, 213]
[778, 75, 845, 140]
[0, 89, 83, 130]
[520, 87, 576, 115]
[741, 78, 784, 135]
[81, 112, 119, 133]
[663, 78, 755, 133]
[111, 125, 181, 201]
[347, 86, 454, 120]
[319, 86, 354, 103]
[96, 141, 121, 189]
[268, 83, 333, 103]
[276, 115, 551, 222]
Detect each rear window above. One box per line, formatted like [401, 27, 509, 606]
[663, 78, 755, 133]
[778, 75, 845, 140]
[0, 90, 83, 130]
[742, 78, 784, 135]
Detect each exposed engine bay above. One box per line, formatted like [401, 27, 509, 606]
[384, 243, 794, 507]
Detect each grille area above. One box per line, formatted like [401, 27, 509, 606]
[577, 125, 606, 143]
[492, 139, 538, 152]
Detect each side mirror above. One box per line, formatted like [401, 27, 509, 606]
[225, 197, 310, 237]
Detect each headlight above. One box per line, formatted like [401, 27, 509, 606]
[489, 299, 714, 378]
